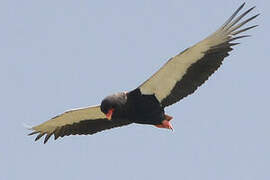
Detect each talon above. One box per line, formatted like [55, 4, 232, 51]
[164, 120, 173, 131]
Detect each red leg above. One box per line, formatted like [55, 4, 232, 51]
[165, 114, 173, 121]
[154, 114, 174, 130]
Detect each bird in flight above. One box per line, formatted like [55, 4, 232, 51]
[29, 3, 259, 143]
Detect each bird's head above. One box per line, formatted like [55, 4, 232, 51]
[100, 92, 127, 120]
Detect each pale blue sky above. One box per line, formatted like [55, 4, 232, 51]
[1, 0, 269, 180]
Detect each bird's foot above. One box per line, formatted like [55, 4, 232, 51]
[155, 114, 174, 131]
[165, 114, 173, 121]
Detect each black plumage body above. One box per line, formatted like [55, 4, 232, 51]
[126, 89, 165, 125]
[101, 89, 165, 125]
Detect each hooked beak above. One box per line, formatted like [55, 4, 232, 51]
[106, 108, 114, 120]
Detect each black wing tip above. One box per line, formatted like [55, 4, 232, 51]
[250, 6, 256, 10]
[252, 24, 259, 28]
[237, 2, 246, 12]
[246, 24, 259, 31]
[34, 133, 45, 141]
[28, 131, 38, 136]
[230, 35, 251, 41]
[221, 2, 257, 30]
[235, 3, 259, 19]
[28, 129, 53, 144]
[254, 13, 260, 19]
[239, 2, 256, 9]
[230, 42, 241, 47]
[249, 14, 260, 21]
[243, 6, 256, 16]
[43, 134, 53, 144]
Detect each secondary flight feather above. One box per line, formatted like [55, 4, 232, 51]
[29, 3, 259, 143]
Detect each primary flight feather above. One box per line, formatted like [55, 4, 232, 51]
[29, 3, 259, 143]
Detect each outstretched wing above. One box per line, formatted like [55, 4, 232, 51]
[28, 105, 131, 143]
[139, 3, 259, 107]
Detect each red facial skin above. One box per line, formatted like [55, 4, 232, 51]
[106, 108, 114, 120]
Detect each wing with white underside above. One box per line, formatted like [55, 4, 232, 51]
[139, 3, 259, 107]
[29, 105, 131, 143]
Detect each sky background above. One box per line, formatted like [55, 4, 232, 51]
[1, 0, 269, 179]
